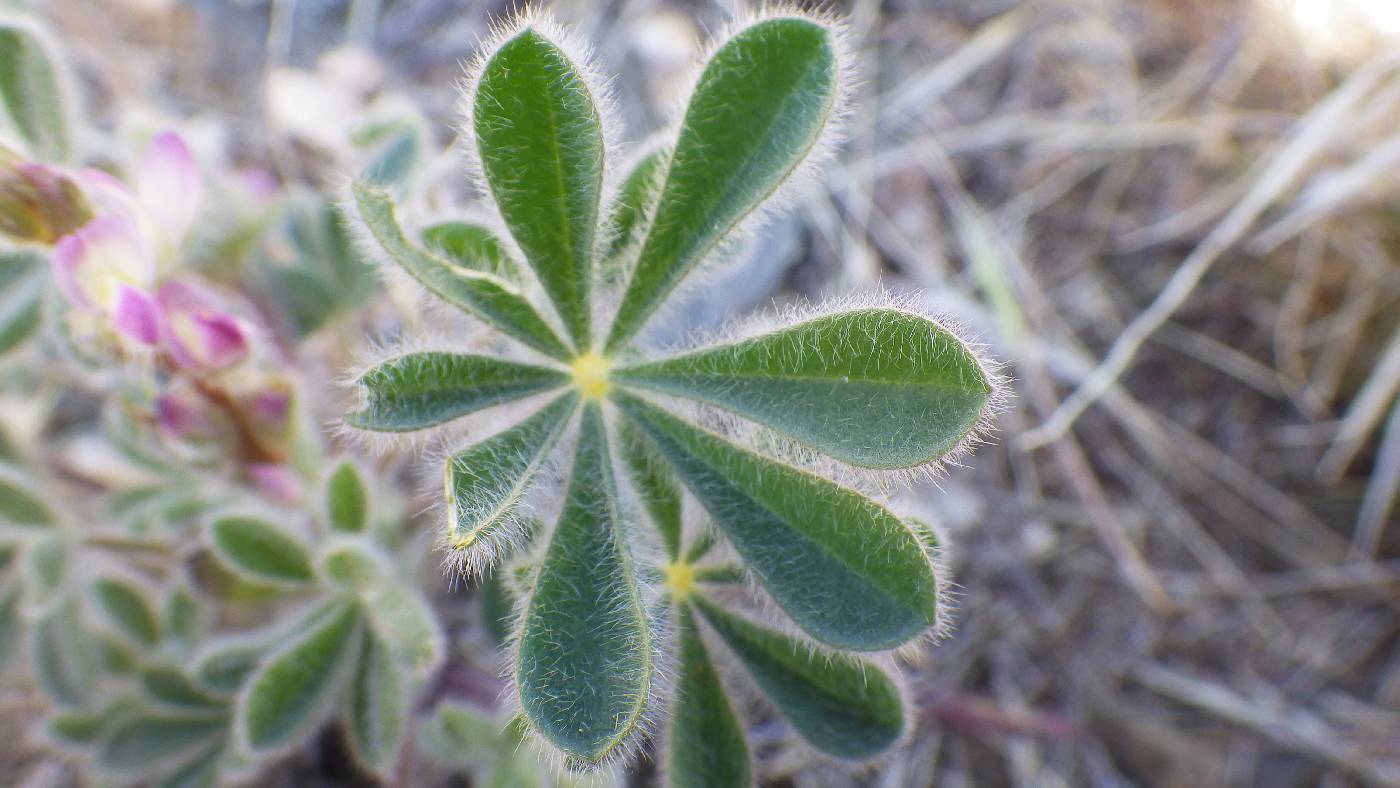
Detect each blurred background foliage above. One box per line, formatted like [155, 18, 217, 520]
[0, 0, 1398, 786]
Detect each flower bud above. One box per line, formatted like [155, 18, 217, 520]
[0, 149, 93, 243]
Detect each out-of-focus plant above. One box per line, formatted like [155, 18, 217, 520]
[0, 13, 452, 787]
[347, 8, 1002, 781]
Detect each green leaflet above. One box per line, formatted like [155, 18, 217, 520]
[474, 27, 604, 349]
[0, 583, 19, 673]
[99, 712, 227, 774]
[194, 641, 264, 695]
[692, 564, 745, 585]
[694, 596, 904, 760]
[208, 516, 316, 585]
[325, 460, 369, 533]
[362, 581, 442, 678]
[238, 597, 362, 752]
[358, 122, 423, 194]
[479, 568, 514, 646]
[445, 393, 576, 554]
[0, 20, 72, 161]
[165, 587, 202, 647]
[515, 406, 652, 764]
[153, 741, 224, 788]
[667, 605, 750, 788]
[48, 706, 115, 746]
[618, 419, 683, 559]
[347, 632, 406, 776]
[141, 667, 227, 711]
[347, 351, 567, 432]
[0, 471, 53, 527]
[605, 17, 838, 350]
[615, 394, 938, 650]
[423, 221, 522, 281]
[92, 577, 161, 647]
[617, 309, 993, 468]
[319, 541, 385, 591]
[23, 534, 66, 604]
[264, 197, 377, 337]
[0, 258, 42, 358]
[352, 183, 571, 360]
[601, 147, 667, 271]
[31, 599, 99, 707]
[416, 701, 515, 770]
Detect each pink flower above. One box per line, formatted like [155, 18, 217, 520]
[45, 131, 211, 348]
[52, 216, 160, 345]
[156, 280, 250, 371]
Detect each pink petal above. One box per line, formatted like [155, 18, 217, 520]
[137, 132, 201, 249]
[155, 391, 211, 441]
[52, 232, 96, 309]
[157, 280, 250, 370]
[51, 216, 155, 311]
[247, 463, 301, 505]
[74, 168, 146, 230]
[112, 284, 161, 345]
[235, 168, 280, 202]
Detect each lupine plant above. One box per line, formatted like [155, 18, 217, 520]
[346, 8, 1001, 782]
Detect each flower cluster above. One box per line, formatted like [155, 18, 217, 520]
[1, 132, 301, 483]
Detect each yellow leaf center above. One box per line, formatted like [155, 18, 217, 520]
[664, 560, 695, 602]
[570, 351, 611, 400]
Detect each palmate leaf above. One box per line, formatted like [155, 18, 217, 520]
[618, 309, 993, 468]
[616, 393, 938, 651]
[445, 392, 576, 554]
[666, 605, 750, 788]
[352, 183, 572, 360]
[693, 595, 904, 760]
[515, 406, 652, 765]
[474, 26, 604, 350]
[348, 351, 567, 432]
[237, 597, 362, 752]
[605, 17, 840, 350]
